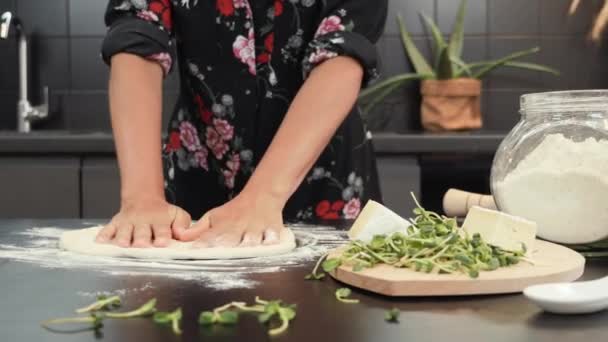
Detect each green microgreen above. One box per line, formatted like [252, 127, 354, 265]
[153, 307, 182, 335]
[75, 295, 121, 313]
[199, 296, 296, 336]
[385, 308, 400, 322]
[335, 288, 359, 304]
[105, 298, 157, 318]
[309, 192, 526, 279]
[41, 312, 105, 331]
[304, 253, 327, 280]
[43, 297, 158, 334]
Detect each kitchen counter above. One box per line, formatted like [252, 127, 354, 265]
[0, 131, 507, 155]
[2, 219, 607, 342]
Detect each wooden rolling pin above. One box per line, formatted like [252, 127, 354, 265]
[443, 189, 496, 217]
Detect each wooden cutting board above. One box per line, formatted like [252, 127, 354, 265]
[328, 239, 585, 296]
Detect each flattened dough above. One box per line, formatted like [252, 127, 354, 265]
[59, 227, 296, 260]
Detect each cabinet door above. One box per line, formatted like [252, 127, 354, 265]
[81, 158, 120, 219]
[0, 157, 80, 218]
[376, 156, 421, 218]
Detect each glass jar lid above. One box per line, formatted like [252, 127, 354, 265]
[520, 90, 608, 115]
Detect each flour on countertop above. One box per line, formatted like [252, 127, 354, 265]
[0, 224, 346, 290]
[77, 282, 155, 298]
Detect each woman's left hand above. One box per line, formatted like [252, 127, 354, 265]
[172, 190, 286, 247]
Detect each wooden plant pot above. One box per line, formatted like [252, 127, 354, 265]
[420, 78, 482, 132]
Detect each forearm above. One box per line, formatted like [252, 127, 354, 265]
[109, 53, 165, 203]
[244, 56, 364, 203]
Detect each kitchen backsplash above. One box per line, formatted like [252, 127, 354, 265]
[0, 0, 607, 132]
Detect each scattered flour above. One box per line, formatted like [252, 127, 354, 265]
[0, 224, 346, 290]
[495, 133, 608, 244]
[77, 282, 155, 298]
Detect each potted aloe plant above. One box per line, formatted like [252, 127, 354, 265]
[360, 0, 559, 132]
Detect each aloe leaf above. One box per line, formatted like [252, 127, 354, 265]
[360, 74, 425, 114]
[359, 73, 426, 99]
[451, 56, 472, 77]
[420, 13, 446, 68]
[397, 14, 435, 76]
[436, 47, 454, 79]
[448, 0, 467, 59]
[362, 82, 403, 114]
[493, 61, 560, 76]
[471, 47, 541, 78]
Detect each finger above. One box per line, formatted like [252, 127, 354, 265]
[262, 228, 281, 245]
[169, 206, 192, 237]
[95, 224, 117, 243]
[113, 224, 134, 247]
[152, 224, 172, 247]
[132, 224, 152, 248]
[174, 211, 208, 241]
[209, 228, 243, 248]
[193, 229, 218, 248]
[240, 229, 264, 247]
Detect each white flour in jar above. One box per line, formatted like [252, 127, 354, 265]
[495, 133, 608, 244]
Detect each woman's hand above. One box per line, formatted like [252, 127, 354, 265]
[172, 190, 285, 247]
[96, 198, 191, 248]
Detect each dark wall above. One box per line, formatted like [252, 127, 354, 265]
[0, 0, 607, 132]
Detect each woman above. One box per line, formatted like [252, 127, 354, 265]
[95, 0, 387, 248]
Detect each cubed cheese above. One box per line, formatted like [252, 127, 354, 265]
[348, 200, 410, 242]
[462, 206, 537, 252]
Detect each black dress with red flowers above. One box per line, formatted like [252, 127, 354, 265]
[102, 0, 387, 222]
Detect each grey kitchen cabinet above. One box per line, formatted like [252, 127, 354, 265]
[81, 157, 120, 219]
[2, 155, 420, 220]
[0, 157, 80, 218]
[376, 156, 421, 218]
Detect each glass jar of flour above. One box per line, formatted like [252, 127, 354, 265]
[491, 90, 608, 254]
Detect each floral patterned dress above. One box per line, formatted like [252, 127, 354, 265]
[102, 0, 387, 223]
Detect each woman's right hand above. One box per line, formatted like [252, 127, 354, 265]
[95, 198, 191, 248]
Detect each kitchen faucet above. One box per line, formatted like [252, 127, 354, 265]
[1, 11, 49, 133]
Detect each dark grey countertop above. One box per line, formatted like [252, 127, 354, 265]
[1, 219, 607, 342]
[0, 130, 507, 155]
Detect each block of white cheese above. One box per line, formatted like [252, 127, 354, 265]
[462, 206, 537, 252]
[348, 200, 410, 242]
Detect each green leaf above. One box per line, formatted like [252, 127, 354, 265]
[385, 308, 400, 322]
[359, 73, 426, 100]
[451, 56, 472, 77]
[448, 0, 467, 59]
[76, 295, 122, 313]
[420, 12, 446, 67]
[436, 46, 454, 79]
[218, 311, 239, 324]
[321, 258, 342, 273]
[198, 311, 216, 326]
[153, 308, 182, 334]
[497, 61, 559, 76]
[153, 312, 172, 324]
[304, 273, 325, 280]
[352, 263, 365, 272]
[360, 74, 425, 114]
[336, 288, 360, 304]
[105, 298, 157, 318]
[397, 14, 434, 76]
[370, 235, 386, 250]
[468, 269, 479, 278]
[336, 288, 352, 298]
[467, 60, 559, 76]
[471, 47, 541, 78]
[258, 311, 274, 324]
[280, 307, 297, 321]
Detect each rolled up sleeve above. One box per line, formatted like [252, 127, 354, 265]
[101, 0, 175, 76]
[302, 0, 388, 87]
